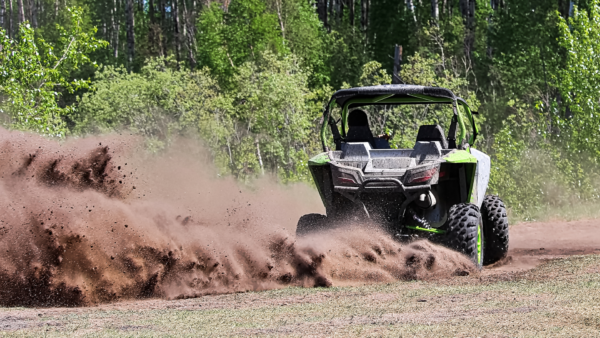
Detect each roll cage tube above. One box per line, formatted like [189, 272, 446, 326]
[320, 100, 337, 151]
[320, 95, 479, 152]
[457, 98, 479, 147]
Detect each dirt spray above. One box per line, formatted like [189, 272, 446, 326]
[0, 129, 474, 307]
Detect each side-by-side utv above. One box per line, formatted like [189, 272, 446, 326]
[298, 84, 509, 268]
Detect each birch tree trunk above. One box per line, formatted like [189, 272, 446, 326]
[255, 139, 264, 176]
[160, 0, 167, 58]
[31, 0, 37, 28]
[431, 0, 439, 24]
[407, 0, 417, 23]
[17, 0, 23, 24]
[361, 0, 368, 31]
[275, 0, 285, 44]
[8, 0, 12, 37]
[182, 0, 196, 68]
[101, 1, 107, 37]
[126, 0, 135, 66]
[54, 0, 58, 19]
[172, 0, 180, 62]
[1, 0, 5, 30]
[112, 0, 119, 58]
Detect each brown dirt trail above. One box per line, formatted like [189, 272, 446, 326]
[487, 219, 600, 273]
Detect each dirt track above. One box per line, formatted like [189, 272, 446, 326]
[486, 218, 600, 273]
[2, 218, 600, 337]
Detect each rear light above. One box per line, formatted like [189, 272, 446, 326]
[339, 177, 356, 185]
[405, 167, 438, 185]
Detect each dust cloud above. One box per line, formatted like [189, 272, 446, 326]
[0, 128, 474, 307]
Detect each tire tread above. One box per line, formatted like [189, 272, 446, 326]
[481, 195, 509, 265]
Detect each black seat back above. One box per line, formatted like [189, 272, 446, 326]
[345, 110, 374, 146]
[415, 125, 448, 149]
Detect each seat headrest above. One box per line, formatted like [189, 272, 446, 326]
[348, 110, 369, 127]
[416, 125, 448, 149]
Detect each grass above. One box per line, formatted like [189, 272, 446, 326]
[510, 200, 600, 224]
[2, 255, 600, 337]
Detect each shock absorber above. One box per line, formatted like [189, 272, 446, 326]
[407, 208, 431, 229]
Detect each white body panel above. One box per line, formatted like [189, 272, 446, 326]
[470, 148, 491, 208]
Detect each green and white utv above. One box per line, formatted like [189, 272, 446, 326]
[298, 84, 509, 268]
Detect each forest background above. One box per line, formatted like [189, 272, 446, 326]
[1, 0, 600, 221]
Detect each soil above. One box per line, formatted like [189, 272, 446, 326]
[1, 218, 599, 337]
[484, 218, 600, 273]
[0, 127, 599, 315]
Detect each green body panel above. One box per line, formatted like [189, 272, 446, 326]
[308, 152, 331, 166]
[405, 225, 446, 234]
[444, 150, 477, 163]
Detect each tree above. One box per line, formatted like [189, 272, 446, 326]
[196, 0, 283, 85]
[112, 0, 119, 58]
[7, 0, 11, 38]
[16, 0, 22, 24]
[126, 0, 135, 67]
[1, 0, 5, 30]
[558, 0, 600, 158]
[0, 7, 108, 136]
[233, 51, 320, 181]
[172, 0, 181, 62]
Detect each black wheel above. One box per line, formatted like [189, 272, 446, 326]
[443, 203, 484, 269]
[481, 195, 509, 265]
[296, 213, 327, 236]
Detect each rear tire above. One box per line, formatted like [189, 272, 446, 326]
[443, 203, 484, 269]
[481, 195, 509, 265]
[296, 213, 327, 236]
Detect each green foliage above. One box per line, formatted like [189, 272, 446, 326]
[273, 0, 331, 87]
[76, 57, 235, 170]
[325, 25, 371, 89]
[482, 0, 600, 219]
[357, 61, 391, 87]
[0, 8, 107, 136]
[5, 0, 600, 221]
[196, 0, 284, 86]
[76, 52, 321, 182]
[233, 51, 320, 182]
[558, 0, 600, 158]
[354, 54, 480, 150]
